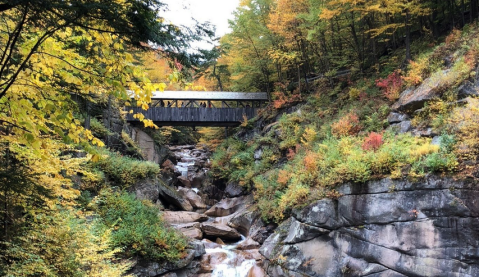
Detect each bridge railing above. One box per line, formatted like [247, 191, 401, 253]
[125, 107, 258, 127]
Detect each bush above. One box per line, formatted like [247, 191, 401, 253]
[0, 210, 130, 277]
[92, 189, 187, 261]
[362, 132, 383, 151]
[375, 70, 403, 101]
[331, 112, 361, 138]
[93, 149, 159, 188]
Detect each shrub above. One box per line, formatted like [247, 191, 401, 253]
[375, 70, 403, 101]
[93, 149, 159, 188]
[0, 210, 130, 277]
[446, 98, 479, 161]
[362, 132, 383, 151]
[92, 189, 187, 261]
[349, 87, 361, 100]
[331, 112, 361, 138]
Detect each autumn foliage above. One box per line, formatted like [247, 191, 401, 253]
[376, 70, 403, 101]
[362, 132, 384, 151]
[331, 113, 361, 137]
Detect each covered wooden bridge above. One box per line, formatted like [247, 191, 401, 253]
[126, 91, 269, 127]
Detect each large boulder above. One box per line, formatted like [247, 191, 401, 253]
[174, 222, 203, 239]
[392, 70, 449, 113]
[198, 252, 229, 274]
[130, 178, 160, 203]
[224, 182, 246, 198]
[191, 171, 206, 188]
[205, 195, 253, 217]
[177, 176, 191, 188]
[177, 187, 207, 209]
[128, 249, 195, 277]
[158, 181, 193, 211]
[201, 222, 242, 240]
[162, 211, 208, 224]
[261, 176, 479, 276]
[236, 237, 260, 250]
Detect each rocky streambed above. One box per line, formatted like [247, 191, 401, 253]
[131, 145, 274, 277]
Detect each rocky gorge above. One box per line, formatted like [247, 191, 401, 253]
[127, 118, 479, 277]
[127, 136, 272, 277]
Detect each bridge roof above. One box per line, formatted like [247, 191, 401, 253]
[149, 91, 269, 101]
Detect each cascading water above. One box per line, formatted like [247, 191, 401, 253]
[168, 145, 263, 277]
[207, 236, 257, 277]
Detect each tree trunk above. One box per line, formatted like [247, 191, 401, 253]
[405, 10, 412, 62]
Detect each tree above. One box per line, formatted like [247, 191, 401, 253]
[0, 0, 207, 157]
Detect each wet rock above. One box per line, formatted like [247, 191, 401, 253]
[174, 222, 203, 239]
[201, 239, 222, 249]
[161, 159, 176, 172]
[158, 182, 193, 211]
[224, 182, 245, 198]
[129, 249, 195, 277]
[215, 238, 225, 245]
[191, 171, 206, 188]
[177, 176, 191, 188]
[247, 265, 267, 277]
[177, 187, 207, 209]
[198, 251, 229, 273]
[236, 237, 260, 250]
[241, 249, 264, 261]
[189, 240, 206, 258]
[162, 211, 208, 224]
[205, 195, 253, 217]
[228, 209, 260, 236]
[201, 222, 242, 240]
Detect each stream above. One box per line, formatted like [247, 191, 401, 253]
[167, 145, 264, 277]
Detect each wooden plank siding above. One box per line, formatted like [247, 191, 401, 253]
[126, 107, 258, 127]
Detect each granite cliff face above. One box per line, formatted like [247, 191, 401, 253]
[260, 175, 479, 276]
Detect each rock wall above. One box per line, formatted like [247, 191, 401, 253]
[130, 127, 170, 164]
[260, 175, 479, 276]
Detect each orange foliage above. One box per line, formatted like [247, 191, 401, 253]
[277, 170, 290, 185]
[445, 28, 462, 46]
[273, 91, 302, 109]
[362, 132, 384, 151]
[303, 151, 318, 172]
[465, 48, 479, 67]
[331, 113, 361, 137]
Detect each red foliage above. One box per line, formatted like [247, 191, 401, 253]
[375, 70, 403, 101]
[362, 132, 383, 151]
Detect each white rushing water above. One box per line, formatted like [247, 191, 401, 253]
[206, 236, 257, 277]
[174, 149, 196, 177]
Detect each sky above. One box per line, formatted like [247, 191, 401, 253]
[161, 0, 240, 49]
